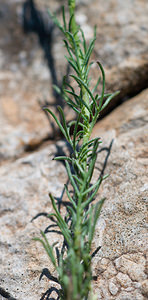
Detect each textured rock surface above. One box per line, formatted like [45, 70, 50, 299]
[0, 0, 148, 298]
[92, 89, 148, 299]
[0, 89, 147, 299]
[0, 143, 68, 300]
[0, 0, 148, 160]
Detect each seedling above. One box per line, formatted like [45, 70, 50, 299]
[34, 1, 118, 299]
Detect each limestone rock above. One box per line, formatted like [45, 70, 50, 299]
[0, 143, 68, 300]
[37, 0, 148, 106]
[0, 89, 147, 299]
[1, 0, 148, 160]
[0, 0, 74, 162]
[92, 89, 148, 299]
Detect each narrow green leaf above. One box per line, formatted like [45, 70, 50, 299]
[62, 6, 67, 31]
[64, 88, 80, 105]
[65, 55, 80, 76]
[92, 76, 101, 94]
[82, 26, 96, 71]
[49, 193, 72, 245]
[80, 138, 101, 153]
[97, 92, 113, 101]
[82, 37, 95, 69]
[79, 28, 87, 53]
[33, 233, 57, 268]
[67, 120, 78, 136]
[64, 40, 74, 60]
[81, 177, 102, 201]
[73, 174, 83, 185]
[65, 31, 80, 69]
[65, 95, 79, 108]
[85, 61, 95, 78]
[67, 205, 77, 223]
[97, 62, 105, 110]
[53, 84, 61, 95]
[44, 108, 67, 139]
[79, 148, 94, 162]
[48, 9, 64, 33]
[73, 112, 81, 151]
[79, 139, 101, 161]
[67, 103, 80, 114]
[74, 160, 85, 177]
[65, 184, 77, 210]
[69, 13, 74, 32]
[89, 198, 105, 245]
[76, 130, 84, 138]
[100, 90, 120, 112]
[65, 81, 75, 93]
[81, 98, 93, 116]
[70, 75, 97, 108]
[84, 140, 99, 184]
[54, 156, 73, 163]
[57, 106, 71, 143]
[65, 161, 79, 197]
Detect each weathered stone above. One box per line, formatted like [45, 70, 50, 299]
[37, 0, 148, 109]
[108, 278, 119, 296]
[141, 280, 148, 297]
[0, 0, 148, 298]
[103, 262, 117, 279]
[1, 0, 148, 161]
[0, 144, 67, 300]
[115, 291, 144, 300]
[116, 272, 132, 288]
[0, 89, 147, 299]
[115, 255, 147, 282]
[92, 89, 148, 299]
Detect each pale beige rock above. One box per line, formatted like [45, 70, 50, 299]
[92, 89, 148, 299]
[0, 89, 147, 299]
[0, 144, 67, 300]
[116, 272, 132, 288]
[108, 278, 119, 296]
[141, 280, 148, 297]
[115, 255, 147, 282]
[116, 291, 144, 300]
[37, 0, 148, 110]
[1, 0, 148, 160]
[0, 0, 74, 162]
[105, 266, 117, 279]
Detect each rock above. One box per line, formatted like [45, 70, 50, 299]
[141, 280, 148, 297]
[0, 89, 147, 299]
[0, 0, 148, 298]
[0, 94, 50, 161]
[108, 278, 119, 296]
[92, 89, 148, 299]
[0, 143, 68, 300]
[0, 0, 74, 162]
[99, 55, 148, 115]
[116, 272, 132, 288]
[1, 0, 148, 160]
[93, 88, 148, 137]
[37, 0, 148, 109]
[115, 291, 145, 300]
[0, 92, 74, 162]
[115, 255, 146, 282]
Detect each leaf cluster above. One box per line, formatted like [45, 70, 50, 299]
[34, 1, 118, 299]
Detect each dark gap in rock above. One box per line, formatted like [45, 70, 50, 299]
[24, 132, 61, 152]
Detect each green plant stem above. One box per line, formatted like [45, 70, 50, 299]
[68, 3, 93, 279]
[68, 0, 91, 147]
[35, 1, 118, 298]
